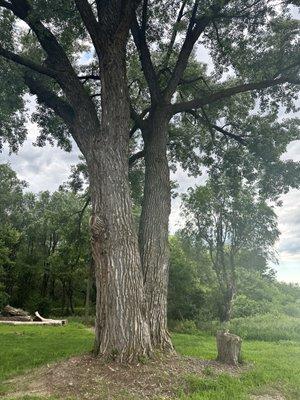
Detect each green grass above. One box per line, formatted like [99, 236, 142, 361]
[0, 323, 93, 385]
[173, 332, 300, 399]
[0, 323, 299, 399]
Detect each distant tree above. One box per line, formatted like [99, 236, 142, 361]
[182, 175, 279, 323]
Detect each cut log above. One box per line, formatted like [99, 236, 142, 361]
[33, 311, 67, 325]
[216, 330, 242, 366]
[0, 320, 66, 326]
[0, 315, 32, 322]
[2, 305, 30, 317]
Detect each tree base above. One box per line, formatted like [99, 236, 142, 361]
[216, 330, 242, 366]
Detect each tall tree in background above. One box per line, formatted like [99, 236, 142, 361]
[182, 171, 279, 322]
[0, 0, 152, 361]
[126, 0, 300, 348]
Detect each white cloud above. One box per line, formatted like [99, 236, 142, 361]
[0, 120, 81, 193]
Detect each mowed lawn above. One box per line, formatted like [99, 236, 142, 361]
[0, 323, 299, 399]
[0, 323, 94, 383]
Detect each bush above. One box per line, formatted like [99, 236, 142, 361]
[229, 314, 300, 341]
[189, 314, 300, 342]
[282, 301, 300, 318]
[168, 319, 199, 334]
[50, 306, 96, 317]
[232, 294, 273, 318]
[61, 315, 95, 326]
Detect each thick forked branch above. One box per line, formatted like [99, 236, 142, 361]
[0, 0, 100, 134]
[0, 0, 85, 93]
[171, 76, 300, 115]
[0, 45, 56, 78]
[131, 13, 161, 102]
[163, 0, 230, 100]
[24, 73, 75, 128]
[211, 124, 246, 145]
[2, 1, 71, 67]
[74, 0, 101, 54]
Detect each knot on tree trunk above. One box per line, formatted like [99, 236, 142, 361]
[90, 214, 107, 240]
[216, 330, 242, 366]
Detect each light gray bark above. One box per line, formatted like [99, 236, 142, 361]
[216, 331, 242, 366]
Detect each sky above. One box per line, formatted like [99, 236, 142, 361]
[0, 5, 300, 284]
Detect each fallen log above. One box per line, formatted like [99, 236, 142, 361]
[0, 315, 32, 322]
[33, 311, 67, 325]
[0, 308, 67, 326]
[2, 305, 30, 317]
[0, 320, 66, 326]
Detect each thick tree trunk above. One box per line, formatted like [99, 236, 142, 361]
[139, 113, 173, 351]
[86, 47, 152, 362]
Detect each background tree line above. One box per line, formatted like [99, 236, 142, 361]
[1, 162, 299, 329]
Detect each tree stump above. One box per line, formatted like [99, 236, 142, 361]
[216, 330, 242, 366]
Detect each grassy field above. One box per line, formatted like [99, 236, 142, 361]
[0, 322, 299, 400]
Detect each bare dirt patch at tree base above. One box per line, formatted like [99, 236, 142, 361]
[3, 354, 245, 399]
[250, 393, 285, 400]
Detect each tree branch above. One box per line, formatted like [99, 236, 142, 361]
[74, 0, 101, 55]
[171, 76, 300, 115]
[163, 0, 188, 68]
[23, 73, 75, 128]
[163, 0, 230, 100]
[0, 45, 57, 78]
[211, 124, 246, 145]
[78, 74, 100, 81]
[1, 0, 100, 133]
[131, 12, 161, 102]
[129, 149, 145, 166]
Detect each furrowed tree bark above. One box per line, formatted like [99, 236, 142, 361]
[139, 110, 173, 351]
[87, 47, 152, 362]
[0, 0, 153, 362]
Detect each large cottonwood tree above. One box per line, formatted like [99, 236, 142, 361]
[0, 0, 152, 362]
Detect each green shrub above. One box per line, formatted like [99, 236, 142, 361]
[229, 314, 300, 341]
[232, 294, 273, 318]
[282, 301, 300, 318]
[169, 319, 199, 334]
[62, 315, 95, 327]
[50, 306, 95, 317]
